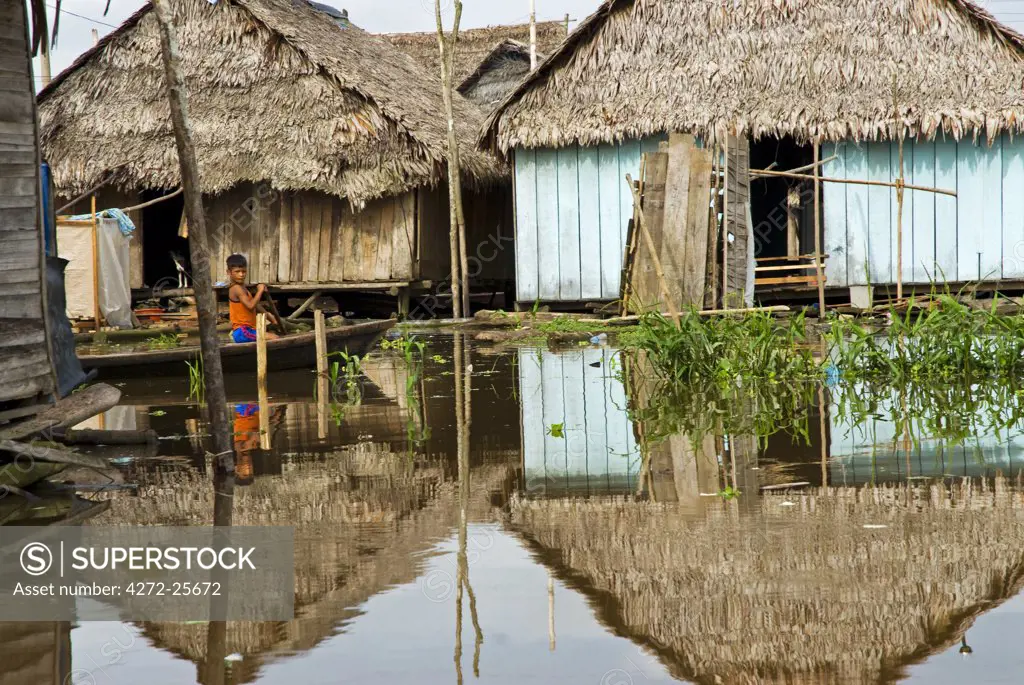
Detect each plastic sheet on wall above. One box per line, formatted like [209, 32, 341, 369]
[57, 218, 134, 329]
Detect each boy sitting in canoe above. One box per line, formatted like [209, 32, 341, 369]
[227, 253, 279, 342]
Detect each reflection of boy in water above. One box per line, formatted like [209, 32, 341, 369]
[232, 403, 286, 485]
[233, 403, 260, 486]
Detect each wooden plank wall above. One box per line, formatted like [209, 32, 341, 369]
[518, 347, 639, 497]
[0, 1, 54, 404]
[513, 136, 666, 303]
[822, 134, 1024, 288]
[204, 184, 418, 285]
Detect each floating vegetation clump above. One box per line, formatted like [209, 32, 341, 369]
[828, 295, 1024, 382]
[629, 309, 821, 386]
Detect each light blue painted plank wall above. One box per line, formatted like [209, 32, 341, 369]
[824, 134, 1024, 287]
[513, 135, 667, 302]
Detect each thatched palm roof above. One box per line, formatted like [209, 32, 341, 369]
[457, 40, 542, 109]
[384, 21, 567, 92]
[37, 0, 503, 206]
[482, 0, 1024, 152]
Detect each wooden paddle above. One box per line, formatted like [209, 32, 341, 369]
[259, 286, 292, 335]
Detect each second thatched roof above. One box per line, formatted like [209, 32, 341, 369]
[384, 21, 567, 92]
[482, 0, 1024, 152]
[38, 0, 503, 206]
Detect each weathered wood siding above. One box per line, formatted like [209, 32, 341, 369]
[204, 184, 419, 285]
[822, 134, 1024, 287]
[513, 137, 666, 303]
[0, 1, 53, 404]
[519, 347, 640, 496]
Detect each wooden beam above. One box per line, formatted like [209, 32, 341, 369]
[754, 168, 956, 196]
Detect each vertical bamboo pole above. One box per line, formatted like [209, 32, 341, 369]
[153, 0, 234, 472]
[896, 136, 905, 300]
[722, 136, 729, 308]
[706, 144, 721, 309]
[257, 313, 270, 450]
[529, 0, 538, 70]
[91, 195, 101, 331]
[315, 309, 328, 440]
[813, 140, 826, 315]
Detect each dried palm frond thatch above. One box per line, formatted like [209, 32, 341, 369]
[385, 20, 567, 92]
[458, 40, 542, 109]
[38, 0, 503, 206]
[482, 0, 1024, 152]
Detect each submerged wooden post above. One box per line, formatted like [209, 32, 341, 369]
[315, 309, 328, 440]
[153, 0, 234, 472]
[91, 195, 101, 331]
[257, 313, 270, 450]
[548, 574, 556, 651]
[813, 141, 827, 315]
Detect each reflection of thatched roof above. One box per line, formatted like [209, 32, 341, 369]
[512, 480, 1024, 684]
[98, 456, 515, 683]
[482, 0, 1024, 152]
[38, 0, 502, 205]
[385, 21, 566, 91]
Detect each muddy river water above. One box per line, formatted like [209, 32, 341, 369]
[4, 333, 1024, 684]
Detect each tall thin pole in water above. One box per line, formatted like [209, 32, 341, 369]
[529, 0, 538, 70]
[152, 0, 233, 473]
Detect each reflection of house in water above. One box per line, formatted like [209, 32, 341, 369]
[827, 384, 1024, 485]
[512, 481, 1024, 684]
[518, 348, 640, 497]
[0, 623, 71, 685]
[86, 348, 520, 684]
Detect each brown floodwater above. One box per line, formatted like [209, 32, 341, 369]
[4, 333, 1024, 684]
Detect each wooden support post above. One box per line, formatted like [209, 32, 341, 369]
[548, 574, 556, 651]
[286, 290, 323, 321]
[625, 174, 681, 327]
[620, 155, 647, 315]
[153, 0, 234, 472]
[397, 287, 411, 319]
[722, 137, 729, 309]
[315, 309, 328, 440]
[705, 144, 722, 309]
[813, 141, 826, 316]
[91, 195, 101, 332]
[257, 313, 270, 451]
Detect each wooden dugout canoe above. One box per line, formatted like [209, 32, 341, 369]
[78, 320, 396, 376]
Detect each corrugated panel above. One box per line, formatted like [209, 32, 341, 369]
[514, 136, 666, 303]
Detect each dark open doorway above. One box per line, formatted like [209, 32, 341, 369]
[141, 190, 188, 288]
[749, 137, 817, 259]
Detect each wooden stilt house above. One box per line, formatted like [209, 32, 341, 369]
[37, 0, 505, 308]
[482, 0, 1024, 305]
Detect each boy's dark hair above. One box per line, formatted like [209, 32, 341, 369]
[227, 254, 247, 269]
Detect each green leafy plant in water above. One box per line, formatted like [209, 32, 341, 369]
[324, 351, 362, 407]
[718, 486, 741, 501]
[147, 333, 182, 350]
[186, 355, 205, 406]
